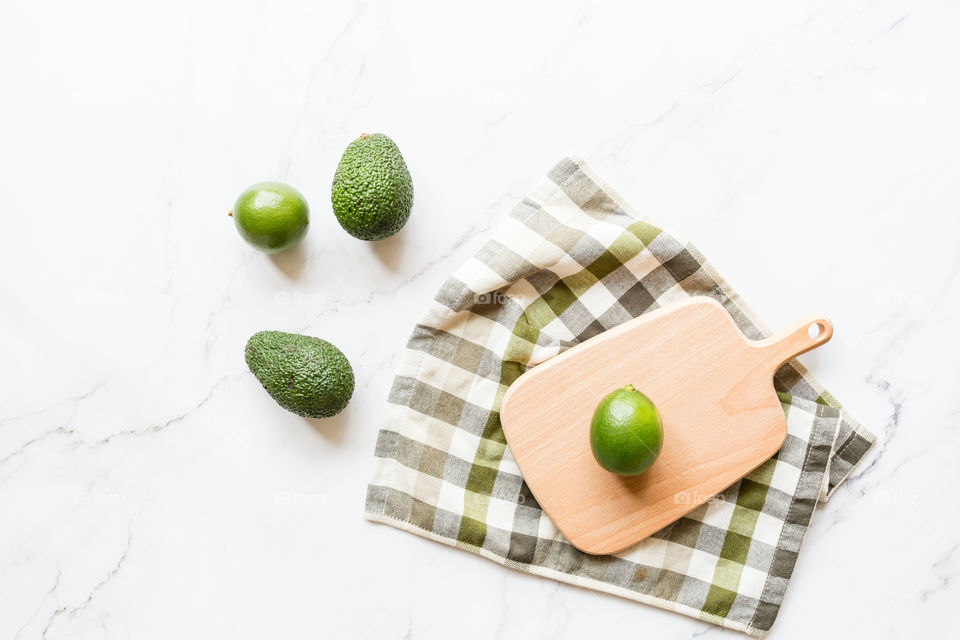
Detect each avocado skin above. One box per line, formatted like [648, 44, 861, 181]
[331, 133, 413, 241]
[245, 331, 355, 419]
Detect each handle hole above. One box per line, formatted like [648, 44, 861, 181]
[808, 322, 823, 339]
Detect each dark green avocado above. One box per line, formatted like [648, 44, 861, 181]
[245, 331, 354, 418]
[331, 133, 413, 241]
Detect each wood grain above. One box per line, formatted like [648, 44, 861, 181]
[499, 297, 832, 555]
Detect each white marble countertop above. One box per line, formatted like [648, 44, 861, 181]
[2, 1, 958, 638]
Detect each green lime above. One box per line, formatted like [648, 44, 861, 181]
[231, 182, 309, 253]
[590, 384, 663, 476]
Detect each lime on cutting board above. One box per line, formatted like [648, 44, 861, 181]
[590, 384, 663, 476]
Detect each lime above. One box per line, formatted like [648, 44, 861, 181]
[590, 384, 663, 476]
[231, 182, 309, 253]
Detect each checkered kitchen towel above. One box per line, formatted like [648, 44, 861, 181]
[365, 157, 875, 637]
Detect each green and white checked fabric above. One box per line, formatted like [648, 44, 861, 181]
[365, 157, 875, 637]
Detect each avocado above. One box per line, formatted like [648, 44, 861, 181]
[245, 331, 354, 419]
[331, 133, 413, 241]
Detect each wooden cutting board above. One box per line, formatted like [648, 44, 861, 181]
[499, 297, 832, 555]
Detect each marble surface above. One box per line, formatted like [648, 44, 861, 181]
[2, 1, 958, 638]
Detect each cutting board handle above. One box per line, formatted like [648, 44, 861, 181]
[753, 315, 833, 373]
